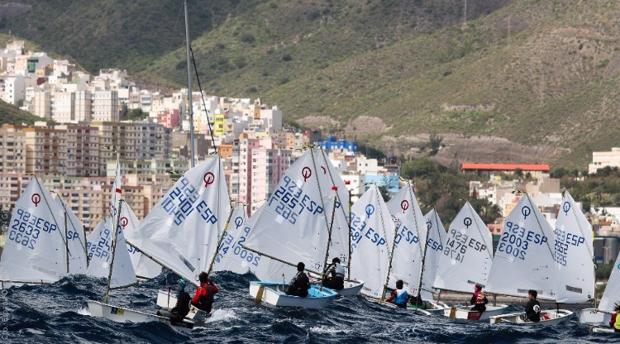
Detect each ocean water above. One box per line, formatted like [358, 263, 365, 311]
[0, 272, 615, 343]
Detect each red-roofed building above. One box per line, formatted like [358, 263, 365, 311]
[460, 162, 550, 173]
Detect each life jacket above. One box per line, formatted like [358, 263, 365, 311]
[475, 292, 485, 305]
[614, 312, 620, 330]
[334, 264, 345, 278]
[394, 289, 409, 305]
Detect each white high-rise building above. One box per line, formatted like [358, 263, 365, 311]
[52, 91, 75, 123]
[1, 75, 25, 105]
[92, 90, 119, 122]
[32, 89, 51, 119]
[75, 90, 92, 122]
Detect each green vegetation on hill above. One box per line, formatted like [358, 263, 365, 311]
[5, 0, 620, 167]
[0, 100, 42, 125]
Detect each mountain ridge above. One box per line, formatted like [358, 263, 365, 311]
[3, 0, 619, 167]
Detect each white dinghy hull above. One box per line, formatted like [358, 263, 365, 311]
[489, 309, 574, 326]
[591, 326, 618, 334]
[250, 281, 337, 309]
[155, 288, 210, 321]
[579, 308, 612, 325]
[86, 300, 193, 327]
[444, 304, 510, 321]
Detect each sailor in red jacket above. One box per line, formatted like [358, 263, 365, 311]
[192, 272, 220, 313]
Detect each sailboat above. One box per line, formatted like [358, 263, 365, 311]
[85, 210, 137, 289]
[580, 249, 620, 330]
[129, 156, 230, 312]
[243, 148, 352, 308]
[349, 184, 396, 301]
[488, 193, 579, 325]
[385, 184, 447, 312]
[211, 204, 295, 279]
[433, 202, 508, 320]
[420, 209, 449, 312]
[86, 195, 195, 327]
[0, 177, 88, 288]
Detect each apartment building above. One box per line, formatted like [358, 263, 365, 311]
[0, 125, 26, 174]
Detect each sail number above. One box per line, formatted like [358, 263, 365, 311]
[350, 212, 387, 248]
[268, 175, 324, 225]
[442, 228, 487, 263]
[215, 225, 259, 267]
[160, 176, 218, 226]
[553, 227, 585, 266]
[86, 227, 113, 261]
[8, 208, 59, 250]
[392, 217, 420, 246]
[498, 221, 548, 261]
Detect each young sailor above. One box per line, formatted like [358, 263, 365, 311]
[609, 304, 620, 332]
[286, 262, 310, 297]
[470, 284, 488, 313]
[386, 280, 409, 308]
[322, 257, 345, 290]
[169, 279, 191, 324]
[525, 289, 541, 322]
[192, 272, 220, 313]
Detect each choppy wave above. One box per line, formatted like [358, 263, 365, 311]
[0, 271, 616, 343]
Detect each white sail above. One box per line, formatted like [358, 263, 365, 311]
[244, 149, 347, 274]
[422, 209, 447, 300]
[387, 185, 427, 297]
[487, 194, 557, 300]
[124, 156, 231, 285]
[599, 250, 620, 312]
[317, 149, 351, 268]
[0, 178, 69, 284]
[433, 202, 493, 293]
[51, 194, 88, 275]
[118, 202, 161, 279]
[86, 217, 137, 288]
[213, 204, 254, 275]
[553, 191, 594, 303]
[349, 184, 396, 298]
[214, 203, 296, 280]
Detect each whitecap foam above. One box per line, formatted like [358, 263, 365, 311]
[206, 309, 238, 323]
[76, 307, 91, 316]
[309, 325, 349, 334]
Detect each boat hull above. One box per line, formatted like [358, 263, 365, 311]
[592, 326, 618, 334]
[86, 300, 193, 327]
[444, 304, 510, 321]
[249, 281, 337, 309]
[321, 280, 364, 297]
[579, 308, 612, 325]
[156, 289, 209, 321]
[489, 309, 574, 326]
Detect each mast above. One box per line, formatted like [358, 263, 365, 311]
[380, 186, 398, 301]
[184, 0, 195, 168]
[416, 207, 432, 302]
[347, 188, 352, 280]
[64, 209, 69, 274]
[206, 204, 235, 276]
[322, 196, 338, 276]
[104, 198, 123, 303]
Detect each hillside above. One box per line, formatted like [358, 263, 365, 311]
[4, 0, 620, 167]
[0, 100, 42, 125]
